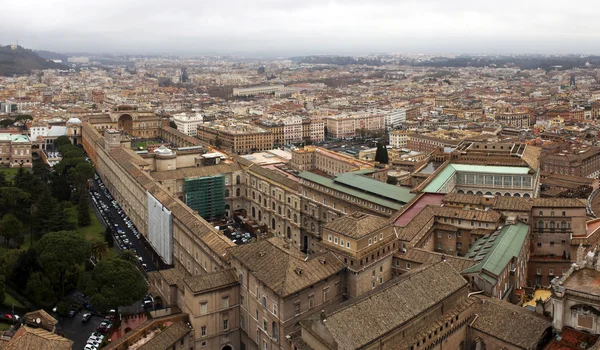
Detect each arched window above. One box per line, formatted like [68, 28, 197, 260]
[259, 195, 262, 203]
[287, 227, 291, 239]
[485, 192, 492, 196]
[561, 221, 567, 231]
[476, 191, 483, 196]
[271, 218, 276, 229]
[236, 188, 240, 197]
[514, 193, 520, 197]
[457, 190, 464, 194]
[287, 209, 291, 218]
[252, 191, 255, 200]
[251, 207, 256, 218]
[504, 193, 511, 197]
[538, 220, 544, 232]
[278, 206, 282, 215]
[225, 189, 229, 197]
[550, 221, 556, 231]
[467, 190, 474, 195]
[236, 175, 240, 185]
[294, 214, 298, 223]
[523, 193, 531, 198]
[258, 211, 262, 221]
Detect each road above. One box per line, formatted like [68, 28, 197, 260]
[90, 176, 157, 273]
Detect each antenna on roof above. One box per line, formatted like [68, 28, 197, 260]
[304, 255, 309, 261]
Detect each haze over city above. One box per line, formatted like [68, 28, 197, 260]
[2, 0, 600, 55]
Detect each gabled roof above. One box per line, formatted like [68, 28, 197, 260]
[531, 198, 587, 208]
[400, 248, 478, 272]
[324, 212, 389, 239]
[300, 262, 468, 349]
[184, 269, 238, 294]
[228, 238, 344, 297]
[138, 321, 191, 350]
[2, 326, 72, 350]
[23, 310, 57, 332]
[464, 223, 529, 278]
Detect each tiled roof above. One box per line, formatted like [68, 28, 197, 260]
[23, 310, 57, 332]
[184, 269, 238, 293]
[397, 206, 436, 244]
[228, 238, 345, 297]
[301, 262, 468, 349]
[493, 196, 532, 211]
[432, 207, 501, 222]
[531, 198, 587, 208]
[324, 212, 390, 239]
[400, 248, 478, 272]
[2, 326, 72, 350]
[471, 296, 550, 349]
[138, 321, 191, 350]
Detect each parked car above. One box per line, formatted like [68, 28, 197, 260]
[82, 313, 92, 322]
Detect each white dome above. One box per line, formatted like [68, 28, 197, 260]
[153, 145, 174, 156]
[67, 117, 82, 125]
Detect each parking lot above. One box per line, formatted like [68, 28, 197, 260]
[90, 174, 157, 272]
[59, 313, 105, 349]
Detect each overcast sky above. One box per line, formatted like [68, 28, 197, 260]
[1, 0, 599, 56]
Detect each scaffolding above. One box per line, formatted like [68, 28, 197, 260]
[185, 174, 226, 219]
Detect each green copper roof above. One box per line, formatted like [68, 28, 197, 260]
[422, 163, 531, 193]
[298, 171, 415, 210]
[463, 222, 529, 279]
[0, 134, 30, 143]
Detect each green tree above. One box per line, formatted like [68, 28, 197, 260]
[214, 134, 222, 149]
[54, 135, 71, 149]
[79, 258, 147, 313]
[169, 120, 177, 129]
[36, 231, 90, 296]
[78, 194, 91, 227]
[0, 249, 21, 277]
[0, 275, 5, 306]
[0, 187, 30, 218]
[374, 143, 389, 164]
[10, 248, 40, 292]
[0, 214, 23, 248]
[25, 272, 57, 308]
[105, 227, 114, 248]
[119, 250, 137, 264]
[0, 172, 7, 187]
[91, 241, 109, 261]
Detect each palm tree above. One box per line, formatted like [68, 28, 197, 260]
[91, 241, 109, 261]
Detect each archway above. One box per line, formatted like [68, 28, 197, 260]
[118, 114, 134, 133]
[222, 346, 233, 350]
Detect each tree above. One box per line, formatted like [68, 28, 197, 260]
[0, 172, 7, 187]
[36, 231, 90, 296]
[78, 194, 91, 227]
[105, 227, 114, 248]
[169, 120, 177, 129]
[91, 241, 109, 261]
[25, 272, 56, 308]
[386, 176, 398, 185]
[0, 275, 5, 306]
[0, 187, 30, 218]
[0, 214, 23, 248]
[119, 250, 137, 264]
[214, 134, 222, 149]
[374, 143, 389, 164]
[54, 136, 71, 149]
[9, 248, 40, 293]
[79, 258, 147, 313]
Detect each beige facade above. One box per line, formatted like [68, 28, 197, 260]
[197, 123, 274, 155]
[0, 133, 32, 168]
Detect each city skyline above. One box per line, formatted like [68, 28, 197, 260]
[2, 0, 600, 56]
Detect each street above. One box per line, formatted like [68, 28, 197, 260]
[90, 175, 157, 273]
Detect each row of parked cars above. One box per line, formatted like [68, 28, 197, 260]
[93, 175, 148, 271]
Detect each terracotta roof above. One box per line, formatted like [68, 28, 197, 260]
[442, 193, 488, 205]
[235, 156, 298, 190]
[2, 326, 72, 350]
[184, 269, 238, 293]
[23, 310, 57, 332]
[138, 321, 190, 350]
[531, 198, 587, 208]
[432, 207, 501, 222]
[324, 212, 390, 239]
[521, 145, 542, 170]
[300, 262, 468, 349]
[471, 296, 550, 349]
[397, 206, 436, 244]
[228, 238, 345, 297]
[399, 248, 478, 272]
[493, 196, 532, 211]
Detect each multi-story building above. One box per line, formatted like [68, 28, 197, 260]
[256, 120, 284, 147]
[308, 119, 325, 143]
[406, 133, 463, 153]
[541, 144, 600, 178]
[84, 105, 163, 138]
[290, 146, 374, 176]
[282, 116, 303, 145]
[172, 112, 203, 137]
[320, 212, 395, 297]
[0, 133, 32, 168]
[325, 112, 385, 139]
[229, 238, 345, 350]
[384, 108, 406, 129]
[492, 110, 532, 128]
[389, 130, 409, 148]
[232, 85, 285, 97]
[197, 121, 274, 155]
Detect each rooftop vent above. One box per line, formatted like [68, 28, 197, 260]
[294, 268, 303, 275]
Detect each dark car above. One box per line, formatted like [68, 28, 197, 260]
[68, 304, 80, 318]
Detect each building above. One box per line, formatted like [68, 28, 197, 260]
[541, 144, 600, 178]
[290, 146, 374, 176]
[197, 121, 274, 155]
[232, 85, 285, 97]
[492, 110, 532, 128]
[172, 112, 203, 137]
[384, 108, 406, 129]
[320, 212, 395, 297]
[389, 130, 409, 148]
[325, 112, 385, 139]
[229, 238, 345, 350]
[84, 105, 163, 138]
[308, 119, 325, 143]
[103, 314, 193, 350]
[0, 133, 32, 168]
[463, 222, 530, 301]
[282, 116, 303, 145]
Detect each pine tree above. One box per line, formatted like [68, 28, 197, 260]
[77, 194, 91, 227]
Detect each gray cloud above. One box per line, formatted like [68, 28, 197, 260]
[1, 0, 600, 55]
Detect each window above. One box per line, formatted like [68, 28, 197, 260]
[308, 296, 314, 309]
[222, 296, 229, 308]
[328, 235, 332, 242]
[549, 269, 554, 276]
[223, 319, 229, 331]
[323, 287, 329, 301]
[261, 296, 267, 308]
[263, 319, 267, 331]
[241, 316, 245, 330]
[294, 302, 300, 316]
[334, 237, 338, 244]
[406, 262, 411, 270]
[272, 302, 278, 316]
[201, 326, 207, 337]
[340, 239, 344, 246]
[201, 341, 207, 347]
[536, 269, 542, 275]
[368, 238, 372, 245]
[272, 322, 279, 342]
[200, 302, 208, 315]
[346, 242, 350, 248]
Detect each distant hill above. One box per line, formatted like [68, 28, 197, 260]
[35, 50, 69, 63]
[0, 45, 65, 76]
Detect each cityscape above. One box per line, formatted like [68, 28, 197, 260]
[5, 2, 600, 350]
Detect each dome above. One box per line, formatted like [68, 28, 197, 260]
[66, 117, 82, 125]
[153, 145, 174, 156]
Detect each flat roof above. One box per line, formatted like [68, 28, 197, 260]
[0, 133, 31, 143]
[464, 222, 529, 278]
[298, 171, 415, 210]
[563, 268, 600, 295]
[423, 163, 531, 193]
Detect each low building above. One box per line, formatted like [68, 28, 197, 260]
[0, 133, 32, 168]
